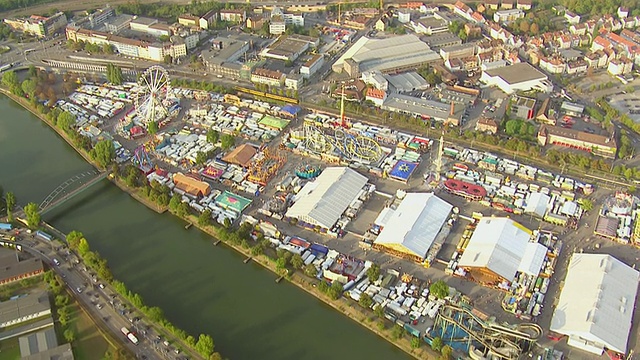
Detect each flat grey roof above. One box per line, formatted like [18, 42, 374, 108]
[383, 93, 453, 120]
[130, 16, 156, 26]
[202, 37, 250, 65]
[0, 248, 43, 284]
[0, 290, 50, 325]
[23, 343, 74, 360]
[422, 32, 462, 48]
[484, 62, 546, 85]
[19, 328, 58, 356]
[104, 14, 133, 28]
[385, 72, 429, 92]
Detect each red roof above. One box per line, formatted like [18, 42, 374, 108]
[366, 88, 386, 99]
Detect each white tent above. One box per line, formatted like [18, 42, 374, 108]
[550, 253, 640, 355]
[524, 192, 550, 218]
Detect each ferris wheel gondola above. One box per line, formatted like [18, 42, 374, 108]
[134, 65, 171, 125]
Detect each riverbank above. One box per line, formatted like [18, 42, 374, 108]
[185, 214, 434, 360]
[2, 87, 435, 360]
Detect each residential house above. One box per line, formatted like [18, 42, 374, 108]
[484, 0, 500, 10]
[608, 57, 634, 75]
[535, 98, 557, 125]
[366, 88, 387, 106]
[220, 9, 246, 23]
[465, 23, 482, 38]
[493, 9, 524, 23]
[566, 59, 587, 74]
[539, 57, 565, 73]
[585, 50, 608, 68]
[471, 12, 485, 24]
[375, 16, 391, 31]
[199, 9, 217, 29]
[269, 17, 286, 35]
[564, 11, 581, 25]
[475, 117, 499, 134]
[516, 0, 532, 10]
[569, 23, 587, 35]
[618, 6, 630, 19]
[477, 3, 487, 13]
[453, 1, 474, 22]
[411, 16, 448, 35]
[285, 74, 303, 90]
[557, 34, 572, 49]
[246, 16, 265, 30]
[251, 68, 285, 87]
[501, 0, 514, 9]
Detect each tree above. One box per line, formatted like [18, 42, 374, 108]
[441, 345, 453, 360]
[176, 202, 189, 218]
[327, 281, 343, 300]
[391, 324, 404, 340]
[106, 63, 123, 85]
[28, 65, 37, 78]
[195, 151, 209, 166]
[220, 134, 235, 150]
[198, 209, 212, 227]
[206, 129, 220, 144]
[57, 111, 76, 131]
[89, 140, 116, 168]
[77, 238, 90, 256]
[291, 253, 304, 269]
[431, 337, 443, 352]
[67, 230, 84, 250]
[519, 20, 530, 33]
[304, 264, 317, 277]
[21, 79, 37, 98]
[5, 191, 15, 221]
[411, 336, 421, 349]
[164, 54, 173, 64]
[2, 70, 18, 87]
[147, 121, 158, 135]
[366, 263, 380, 282]
[579, 198, 594, 211]
[169, 194, 182, 213]
[23, 202, 40, 229]
[359, 293, 373, 308]
[430, 280, 449, 300]
[195, 334, 215, 357]
[63, 328, 76, 342]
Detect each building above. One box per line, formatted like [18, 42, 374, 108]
[550, 253, 639, 355]
[493, 9, 525, 23]
[84, 6, 115, 29]
[178, 14, 200, 28]
[285, 167, 368, 231]
[539, 57, 566, 74]
[202, 36, 251, 78]
[373, 193, 453, 262]
[560, 101, 585, 116]
[439, 43, 476, 61]
[251, 68, 285, 87]
[480, 62, 552, 94]
[384, 72, 429, 92]
[510, 95, 536, 119]
[608, 58, 634, 75]
[220, 9, 246, 23]
[0, 248, 43, 286]
[423, 32, 463, 49]
[476, 116, 499, 134]
[19, 328, 73, 359]
[516, 0, 532, 10]
[458, 217, 546, 284]
[260, 34, 318, 61]
[485, 0, 500, 10]
[535, 98, 558, 125]
[269, 17, 287, 35]
[537, 126, 617, 158]
[0, 290, 51, 328]
[365, 88, 387, 106]
[300, 54, 324, 78]
[23, 343, 74, 360]
[103, 14, 133, 33]
[222, 144, 257, 167]
[285, 73, 303, 90]
[246, 16, 266, 30]
[411, 16, 448, 35]
[382, 94, 462, 125]
[333, 34, 440, 77]
[173, 173, 211, 198]
[199, 9, 218, 29]
[4, 12, 67, 37]
[564, 11, 581, 24]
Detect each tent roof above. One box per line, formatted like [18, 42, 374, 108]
[550, 253, 640, 354]
[524, 192, 550, 218]
[458, 217, 532, 280]
[285, 167, 368, 229]
[374, 193, 452, 258]
[222, 144, 257, 167]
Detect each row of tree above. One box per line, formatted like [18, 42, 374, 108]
[44, 271, 78, 343]
[66, 230, 220, 358]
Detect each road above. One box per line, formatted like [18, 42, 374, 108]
[3, 227, 190, 360]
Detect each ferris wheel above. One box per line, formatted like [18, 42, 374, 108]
[135, 65, 171, 125]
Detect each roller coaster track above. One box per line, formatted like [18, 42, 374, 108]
[435, 305, 542, 360]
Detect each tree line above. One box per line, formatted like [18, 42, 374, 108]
[65, 231, 220, 359]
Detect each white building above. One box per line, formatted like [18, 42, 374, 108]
[458, 217, 547, 282]
[493, 9, 525, 23]
[300, 54, 324, 78]
[0, 291, 51, 328]
[608, 58, 633, 76]
[373, 193, 453, 260]
[285, 167, 368, 230]
[480, 62, 553, 94]
[550, 253, 639, 355]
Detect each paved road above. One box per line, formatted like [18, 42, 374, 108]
[2, 228, 183, 360]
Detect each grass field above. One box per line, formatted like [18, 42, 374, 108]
[0, 336, 21, 360]
[67, 303, 114, 360]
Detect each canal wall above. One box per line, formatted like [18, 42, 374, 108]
[1, 86, 434, 360]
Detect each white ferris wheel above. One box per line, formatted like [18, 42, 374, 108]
[135, 65, 171, 125]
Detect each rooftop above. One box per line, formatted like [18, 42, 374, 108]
[19, 328, 58, 356]
[422, 32, 463, 48]
[540, 126, 616, 148]
[384, 72, 428, 92]
[0, 248, 43, 284]
[23, 344, 74, 360]
[0, 290, 51, 326]
[129, 16, 157, 26]
[483, 62, 547, 84]
[383, 93, 453, 120]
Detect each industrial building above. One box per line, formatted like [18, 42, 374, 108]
[201, 36, 251, 79]
[0, 248, 43, 286]
[537, 126, 617, 159]
[550, 253, 639, 355]
[260, 34, 319, 61]
[384, 72, 430, 93]
[480, 62, 553, 94]
[4, 12, 67, 37]
[0, 291, 51, 328]
[285, 167, 368, 231]
[382, 94, 462, 125]
[373, 193, 453, 262]
[332, 34, 440, 77]
[458, 217, 547, 284]
[19, 327, 74, 360]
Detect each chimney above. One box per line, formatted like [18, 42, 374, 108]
[450, 101, 455, 116]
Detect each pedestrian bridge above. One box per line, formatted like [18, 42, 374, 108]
[38, 170, 109, 215]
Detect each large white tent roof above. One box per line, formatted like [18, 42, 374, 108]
[285, 167, 368, 229]
[550, 253, 640, 355]
[374, 193, 452, 258]
[524, 192, 550, 218]
[458, 217, 533, 280]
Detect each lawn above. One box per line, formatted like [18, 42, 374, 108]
[0, 337, 22, 360]
[67, 303, 115, 360]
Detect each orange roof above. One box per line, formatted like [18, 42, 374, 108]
[222, 143, 257, 167]
[366, 88, 386, 99]
[173, 173, 211, 197]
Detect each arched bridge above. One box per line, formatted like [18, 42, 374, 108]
[38, 170, 109, 215]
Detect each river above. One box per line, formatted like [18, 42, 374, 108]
[0, 95, 411, 360]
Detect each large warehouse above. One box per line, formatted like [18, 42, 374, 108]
[332, 34, 440, 77]
[458, 217, 546, 284]
[285, 167, 368, 230]
[373, 193, 453, 262]
[480, 62, 553, 94]
[550, 253, 639, 356]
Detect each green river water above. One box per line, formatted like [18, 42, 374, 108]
[0, 95, 411, 360]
